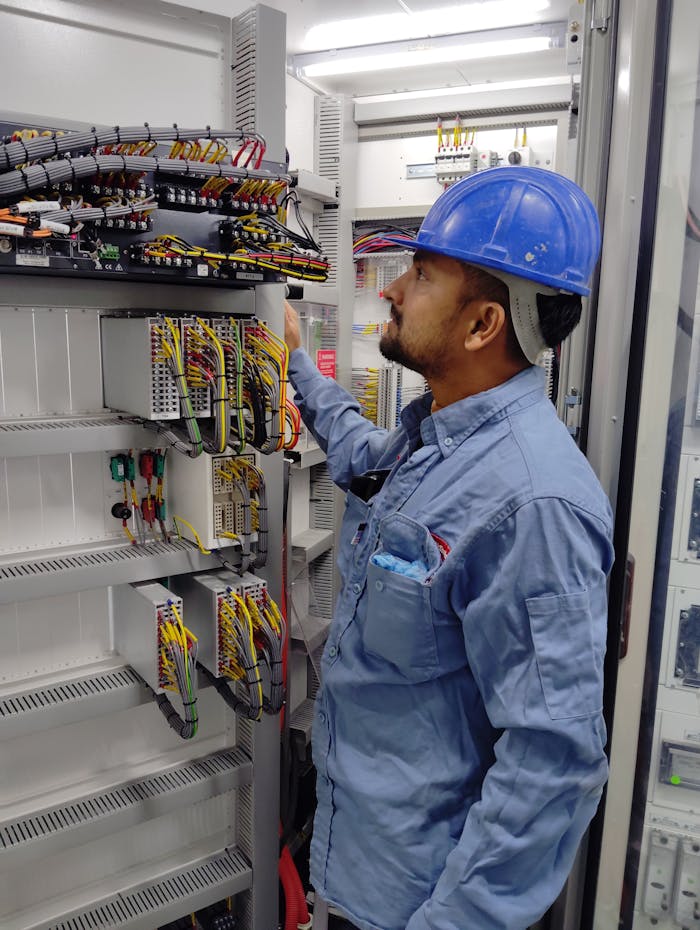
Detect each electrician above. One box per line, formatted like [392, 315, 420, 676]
[284, 166, 613, 930]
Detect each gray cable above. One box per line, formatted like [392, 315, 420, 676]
[0, 124, 265, 171]
[0, 153, 289, 198]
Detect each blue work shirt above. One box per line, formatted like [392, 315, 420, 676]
[289, 349, 613, 930]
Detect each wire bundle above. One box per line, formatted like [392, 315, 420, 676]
[184, 317, 230, 453]
[216, 458, 254, 573]
[155, 601, 199, 740]
[135, 233, 329, 282]
[147, 317, 204, 458]
[243, 320, 300, 453]
[353, 225, 416, 256]
[351, 367, 380, 424]
[0, 124, 266, 172]
[210, 590, 264, 721]
[246, 590, 285, 715]
[215, 317, 246, 454]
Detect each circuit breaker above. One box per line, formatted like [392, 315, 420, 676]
[643, 831, 678, 919]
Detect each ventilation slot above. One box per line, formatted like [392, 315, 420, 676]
[0, 748, 251, 854]
[232, 9, 257, 134]
[0, 667, 141, 720]
[50, 848, 251, 930]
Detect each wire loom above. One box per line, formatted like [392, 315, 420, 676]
[0, 123, 330, 283]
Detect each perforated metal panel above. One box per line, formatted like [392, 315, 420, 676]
[47, 847, 251, 930]
[232, 9, 257, 136]
[0, 748, 251, 864]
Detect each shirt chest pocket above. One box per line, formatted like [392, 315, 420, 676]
[362, 513, 443, 682]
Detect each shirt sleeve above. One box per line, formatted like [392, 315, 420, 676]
[288, 347, 392, 490]
[405, 497, 614, 930]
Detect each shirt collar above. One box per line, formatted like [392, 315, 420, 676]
[400, 365, 546, 458]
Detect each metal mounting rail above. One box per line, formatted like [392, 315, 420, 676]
[0, 414, 153, 457]
[0, 662, 147, 740]
[0, 747, 252, 868]
[0, 540, 221, 604]
[5, 844, 252, 930]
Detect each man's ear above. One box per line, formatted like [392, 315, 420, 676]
[463, 301, 507, 352]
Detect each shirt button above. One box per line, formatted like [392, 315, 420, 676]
[444, 436, 453, 446]
[328, 646, 337, 658]
[352, 583, 361, 594]
[318, 711, 326, 723]
[375, 580, 384, 591]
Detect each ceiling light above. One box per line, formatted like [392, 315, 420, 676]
[300, 36, 553, 78]
[303, 0, 551, 52]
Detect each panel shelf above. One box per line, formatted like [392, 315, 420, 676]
[0, 660, 148, 741]
[0, 539, 223, 605]
[290, 696, 315, 745]
[4, 840, 252, 930]
[291, 614, 330, 656]
[0, 415, 153, 457]
[291, 528, 334, 564]
[0, 747, 251, 869]
[290, 445, 327, 469]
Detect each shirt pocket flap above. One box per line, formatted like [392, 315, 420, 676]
[526, 590, 602, 720]
[376, 512, 442, 573]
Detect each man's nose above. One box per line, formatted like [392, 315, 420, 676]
[383, 272, 405, 304]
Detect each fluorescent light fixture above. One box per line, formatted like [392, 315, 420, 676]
[301, 36, 553, 78]
[303, 0, 551, 51]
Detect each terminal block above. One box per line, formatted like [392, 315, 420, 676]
[101, 316, 180, 420]
[113, 582, 185, 693]
[642, 831, 678, 919]
[170, 570, 266, 677]
[674, 838, 700, 926]
[169, 450, 258, 550]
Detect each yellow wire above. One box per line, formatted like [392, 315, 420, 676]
[173, 515, 211, 554]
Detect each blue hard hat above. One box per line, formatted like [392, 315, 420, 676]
[389, 167, 601, 296]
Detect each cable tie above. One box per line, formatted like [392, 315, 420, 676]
[17, 165, 31, 193]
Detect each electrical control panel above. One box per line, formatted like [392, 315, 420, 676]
[0, 119, 328, 287]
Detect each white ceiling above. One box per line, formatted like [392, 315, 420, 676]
[167, 0, 575, 97]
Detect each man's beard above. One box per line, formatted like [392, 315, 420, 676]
[379, 327, 423, 374]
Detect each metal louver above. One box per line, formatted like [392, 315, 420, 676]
[0, 749, 252, 866]
[43, 847, 252, 930]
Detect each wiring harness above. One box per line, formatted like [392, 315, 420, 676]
[154, 600, 199, 740]
[197, 581, 285, 721]
[0, 123, 329, 282]
[353, 224, 416, 256]
[135, 315, 300, 460]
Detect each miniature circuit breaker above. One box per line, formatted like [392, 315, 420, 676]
[113, 582, 185, 693]
[170, 570, 267, 677]
[642, 830, 679, 919]
[168, 451, 258, 550]
[101, 316, 179, 420]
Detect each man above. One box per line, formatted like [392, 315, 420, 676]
[284, 167, 613, 930]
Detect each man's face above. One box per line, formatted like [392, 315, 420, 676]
[380, 251, 472, 378]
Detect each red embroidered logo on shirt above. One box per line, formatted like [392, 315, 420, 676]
[431, 532, 451, 562]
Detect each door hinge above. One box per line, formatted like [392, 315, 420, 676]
[564, 389, 583, 438]
[591, 0, 611, 32]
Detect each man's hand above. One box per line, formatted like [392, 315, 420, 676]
[284, 300, 302, 353]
